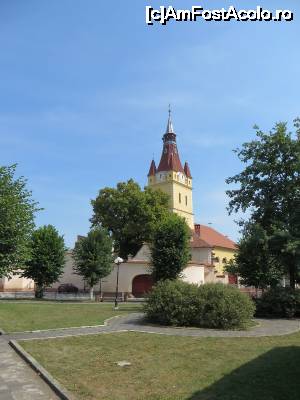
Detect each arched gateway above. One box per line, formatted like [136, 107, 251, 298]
[132, 274, 153, 298]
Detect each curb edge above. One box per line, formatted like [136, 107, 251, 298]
[9, 340, 74, 400]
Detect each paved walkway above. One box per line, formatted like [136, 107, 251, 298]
[1, 313, 300, 400]
[3, 313, 300, 341]
[0, 339, 58, 400]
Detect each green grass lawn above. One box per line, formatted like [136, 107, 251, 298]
[21, 331, 300, 400]
[0, 302, 141, 332]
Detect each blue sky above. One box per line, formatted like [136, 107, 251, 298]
[1, 1, 299, 247]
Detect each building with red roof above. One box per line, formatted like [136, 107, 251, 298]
[147, 109, 237, 283]
[51, 110, 237, 297]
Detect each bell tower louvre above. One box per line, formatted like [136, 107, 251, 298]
[147, 108, 194, 229]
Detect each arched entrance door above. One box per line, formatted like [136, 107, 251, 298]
[132, 274, 153, 298]
[228, 274, 238, 285]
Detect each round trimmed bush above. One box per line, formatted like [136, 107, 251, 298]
[144, 280, 255, 330]
[143, 280, 202, 326]
[195, 283, 255, 330]
[255, 287, 300, 318]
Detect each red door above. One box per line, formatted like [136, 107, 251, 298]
[132, 275, 153, 298]
[228, 274, 238, 284]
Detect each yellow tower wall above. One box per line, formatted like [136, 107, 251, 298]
[148, 172, 194, 229]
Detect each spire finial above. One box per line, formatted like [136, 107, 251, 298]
[166, 104, 174, 133]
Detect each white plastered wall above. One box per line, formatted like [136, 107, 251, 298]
[50, 244, 212, 293]
[101, 262, 150, 293]
[190, 247, 212, 264]
[1, 274, 34, 291]
[181, 265, 205, 285]
[51, 251, 86, 290]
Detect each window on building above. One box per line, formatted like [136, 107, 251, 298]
[185, 195, 188, 206]
[179, 193, 181, 203]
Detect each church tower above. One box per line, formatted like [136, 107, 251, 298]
[147, 109, 194, 229]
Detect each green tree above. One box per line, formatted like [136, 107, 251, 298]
[225, 223, 283, 290]
[22, 225, 65, 298]
[150, 213, 191, 282]
[268, 198, 300, 288]
[73, 227, 113, 300]
[0, 164, 39, 278]
[226, 121, 300, 287]
[91, 179, 169, 260]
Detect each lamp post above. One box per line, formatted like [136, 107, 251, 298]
[114, 257, 123, 309]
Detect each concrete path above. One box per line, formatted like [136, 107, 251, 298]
[0, 338, 58, 400]
[1, 313, 299, 400]
[3, 313, 300, 341]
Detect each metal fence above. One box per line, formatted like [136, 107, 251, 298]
[0, 290, 143, 302]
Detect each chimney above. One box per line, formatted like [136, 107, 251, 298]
[194, 224, 201, 236]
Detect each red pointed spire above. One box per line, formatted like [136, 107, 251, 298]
[157, 108, 184, 173]
[147, 159, 157, 177]
[184, 162, 192, 178]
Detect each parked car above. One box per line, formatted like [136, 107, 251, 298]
[57, 284, 79, 293]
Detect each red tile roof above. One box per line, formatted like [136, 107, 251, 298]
[184, 162, 192, 178]
[190, 230, 211, 248]
[193, 224, 236, 250]
[157, 142, 184, 173]
[147, 159, 157, 177]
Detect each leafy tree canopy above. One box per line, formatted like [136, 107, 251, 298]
[226, 121, 300, 228]
[150, 213, 191, 282]
[22, 225, 65, 298]
[226, 120, 300, 288]
[91, 179, 169, 259]
[0, 164, 39, 278]
[225, 223, 284, 289]
[73, 227, 113, 299]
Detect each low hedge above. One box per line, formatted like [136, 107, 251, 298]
[144, 280, 255, 330]
[255, 287, 300, 318]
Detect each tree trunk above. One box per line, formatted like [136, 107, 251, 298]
[35, 284, 44, 299]
[289, 265, 296, 289]
[89, 286, 94, 301]
[99, 279, 103, 301]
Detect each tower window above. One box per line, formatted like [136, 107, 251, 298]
[185, 195, 188, 206]
[179, 193, 181, 203]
